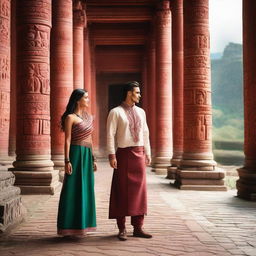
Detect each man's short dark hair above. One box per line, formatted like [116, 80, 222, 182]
[122, 81, 140, 101]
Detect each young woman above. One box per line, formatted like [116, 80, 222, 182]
[57, 89, 97, 237]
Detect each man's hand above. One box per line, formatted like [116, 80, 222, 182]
[145, 155, 151, 166]
[109, 158, 117, 169]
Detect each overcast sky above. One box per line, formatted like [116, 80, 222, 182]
[209, 0, 242, 53]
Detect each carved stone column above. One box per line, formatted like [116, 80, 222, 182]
[73, 0, 85, 89]
[0, 0, 24, 233]
[147, 35, 156, 158]
[11, 0, 60, 194]
[8, 0, 17, 160]
[167, 0, 184, 179]
[176, 0, 226, 190]
[237, 0, 256, 200]
[50, 0, 73, 170]
[152, 0, 172, 175]
[0, 0, 11, 166]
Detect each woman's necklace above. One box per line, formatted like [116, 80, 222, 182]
[74, 112, 84, 120]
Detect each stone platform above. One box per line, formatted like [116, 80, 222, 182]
[0, 162, 256, 256]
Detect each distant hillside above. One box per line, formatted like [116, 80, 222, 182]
[211, 42, 244, 141]
[210, 52, 222, 60]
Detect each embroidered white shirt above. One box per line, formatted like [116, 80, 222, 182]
[106, 105, 151, 156]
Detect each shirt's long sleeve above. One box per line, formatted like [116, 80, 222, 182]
[106, 109, 118, 156]
[143, 111, 151, 156]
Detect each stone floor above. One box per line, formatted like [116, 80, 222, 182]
[0, 162, 256, 256]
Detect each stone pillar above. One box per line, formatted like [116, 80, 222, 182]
[73, 0, 85, 89]
[167, 0, 184, 179]
[11, 0, 59, 194]
[84, 27, 92, 112]
[237, 0, 256, 200]
[50, 0, 74, 170]
[8, 0, 16, 160]
[0, 0, 24, 232]
[176, 0, 226, 190]
[147, 35, 156, 158]
[0, 0, 11, 166]
[152, 0, 172, 175]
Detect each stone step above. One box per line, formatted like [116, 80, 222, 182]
[179, 185, 227, 191]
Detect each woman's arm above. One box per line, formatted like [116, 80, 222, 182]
[64, 115, 73, 174]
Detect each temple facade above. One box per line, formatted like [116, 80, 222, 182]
[0, 0, 255, 232]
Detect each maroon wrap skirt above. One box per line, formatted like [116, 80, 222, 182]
[109, 146, 147, 219]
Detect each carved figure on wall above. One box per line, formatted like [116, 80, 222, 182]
[27, 25, 49, 48]
[26, 64, 41, 93]
[0, 0, 10, 17]
[195, 90, 206, 105]
[39, 64, 50, 94]
[23, 63, 50, 94]
[0, 18, 9, 42]
[0, 57, 9, 81]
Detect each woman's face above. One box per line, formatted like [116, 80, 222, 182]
[78, 92, 89, 108]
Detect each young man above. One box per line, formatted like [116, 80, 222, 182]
[106, 81, 152, 241]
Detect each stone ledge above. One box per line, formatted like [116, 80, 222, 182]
[178, 185, 227, 191]
[18, 181, 61, 195]
[180, 179, 225, 185]
[176, 170, 225, 179]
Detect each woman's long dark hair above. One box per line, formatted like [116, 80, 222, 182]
[60, 88, 87, 131]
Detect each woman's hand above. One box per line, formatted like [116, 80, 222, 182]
[93, 162, 97, 172]
[65, 162, 72, 175]
[145, 155, 151, 166]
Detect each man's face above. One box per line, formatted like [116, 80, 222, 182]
[131, 87, 141, 104]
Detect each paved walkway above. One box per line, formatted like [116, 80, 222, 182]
[1, 162, 256, 256]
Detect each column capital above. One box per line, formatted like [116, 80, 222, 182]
[156, 0, 171, 26]
[73, 0, 86, 27]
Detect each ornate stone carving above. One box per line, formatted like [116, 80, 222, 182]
[184, 115, 210, 141]
[0, 149, 23, 233]
[22, 63, 50, 94]
[0, 0, 10, 158]
[13, 0, 58, 195]
[0, 0, 10, 17]
[156, 1, 171, 28]
[26, 25, 49, 48]
[0, 16, 9, 46]
[0, 56, 10, 82]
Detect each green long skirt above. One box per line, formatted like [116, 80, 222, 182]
[57, 145, 96, 236]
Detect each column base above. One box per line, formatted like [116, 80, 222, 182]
[0, 170, 25, 233]
[0, 156, 15, 168]
[51, 154, 65, 170]
[175, 168, 227, 191]
[170, 157, 181, 167]
[152, 156, 171, 175]
[10, 170, 60, 195]
[237, 167, 256, 201]
[167, 166, 177, 179]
